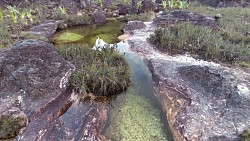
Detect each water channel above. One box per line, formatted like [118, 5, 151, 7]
[52, 20, 173, 141]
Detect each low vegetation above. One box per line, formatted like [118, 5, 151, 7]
[239, 128, 250, 141]
[0, 115, 26, 139]
[150, 2, 250, 66]
[57, 44, 131, 96]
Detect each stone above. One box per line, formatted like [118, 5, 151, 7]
[124, 21, 146, 33]
[141, 0, 155, 12]
[91, 10, 107, 24]
[21, 20, 64, 42]
[153, 10, 217, 28]
[116, 3, 130, 15]
[0, 39, 75, 139]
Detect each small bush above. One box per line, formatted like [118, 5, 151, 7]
[239, 128, 250, 141]
[57, 44, 131, 96]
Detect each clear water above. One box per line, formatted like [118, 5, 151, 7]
[103, 43, 173, 141]
[52, 22, 173, 141]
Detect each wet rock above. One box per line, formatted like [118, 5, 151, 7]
[0, 39, 75, 139]
[21, 20, 64, 40]
[153, 10, 217, 28]
[116, 3, 130, 15]
[91, 10, 107, 24]
[124, 21, 146, 33]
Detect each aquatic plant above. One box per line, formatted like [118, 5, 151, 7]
[104, 89, 168, 140]
[57, 44, 131, 96]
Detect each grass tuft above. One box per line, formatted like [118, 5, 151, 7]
[57, 44, 131, 96]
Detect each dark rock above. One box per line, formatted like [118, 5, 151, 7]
[153, 10, 217, 28]
[21, 20, 64, 40]
[78, 0, 91, 8]
[116, 3, 130, 15]
[141, 0, 155, 12]
[0, 39, 75, 139]
[91, 10, 107, 24]
[124, 21, 146, 33]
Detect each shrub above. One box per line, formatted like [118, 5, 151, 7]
[57, 44, 131, 96]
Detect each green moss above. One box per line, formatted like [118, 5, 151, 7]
[57, 44, 131, 96]
[0, 115, 26, 139]
[104, 89, 168, 141]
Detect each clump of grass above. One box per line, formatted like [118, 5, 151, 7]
[65, 14, 92, 26]
[149, 22, 250, 64]
[0, 115, 26, 139]
[57, 44, 131, 96]
[239, 128, 250, 141]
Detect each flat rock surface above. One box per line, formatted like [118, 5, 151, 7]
[153, 10, 217, 28]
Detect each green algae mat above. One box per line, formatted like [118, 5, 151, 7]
[104, 89, 168, 141]
[52, 20, 124, 45]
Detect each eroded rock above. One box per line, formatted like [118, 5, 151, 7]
[0, 39, 75, 139]
[153, 10, 217, 28]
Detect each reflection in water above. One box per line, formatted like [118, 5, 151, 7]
[104, 45, 173, 141]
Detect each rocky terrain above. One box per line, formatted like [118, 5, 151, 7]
[126, 11, 250, 140]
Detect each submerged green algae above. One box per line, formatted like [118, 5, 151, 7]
[104, 89, 168, 141]
[52, 20, 124, 45]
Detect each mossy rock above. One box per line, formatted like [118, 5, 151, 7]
[0, 115, 27, 140]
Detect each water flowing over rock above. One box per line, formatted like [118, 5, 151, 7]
[153, 10, 217, 28]
[126, 17, 250, 140]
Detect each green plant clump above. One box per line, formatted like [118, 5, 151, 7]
[57, 45, 131, 96]
[149, 22, 250, 65]
[239, 128, 250, 141]
[0, 115, 26, 139]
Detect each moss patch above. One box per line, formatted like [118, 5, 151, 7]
[0, 115, 26, 139]
[104, 89, 168, 141]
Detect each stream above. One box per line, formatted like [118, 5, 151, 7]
[52, 20, 174, 140]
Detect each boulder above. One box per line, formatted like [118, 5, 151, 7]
[91, 10, 107, 24]
[0, 39, 75, 139]
[116, 3, 130, 15]
[124, 21, 146, 33]
[21, 20, 64, 42]
[153, 10, 217, 28]
[141, 0, 155, 12]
